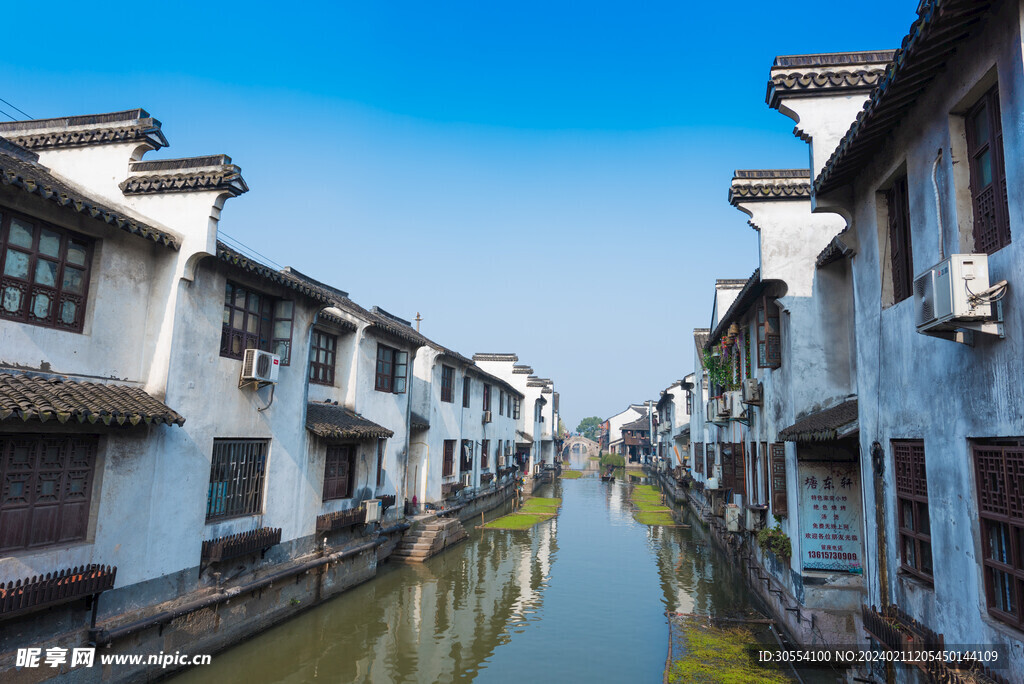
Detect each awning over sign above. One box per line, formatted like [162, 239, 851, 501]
[778, 398, 858, 442]
[0, 372, 185, 427]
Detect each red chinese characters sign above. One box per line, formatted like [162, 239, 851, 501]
[797, 462, 863, 574]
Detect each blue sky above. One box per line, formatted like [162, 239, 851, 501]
[3, 1, 918, 427]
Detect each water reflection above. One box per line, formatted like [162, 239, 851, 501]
[174, 478, 780, 683]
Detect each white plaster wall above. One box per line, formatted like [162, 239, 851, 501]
[829, 2, 1024, 664]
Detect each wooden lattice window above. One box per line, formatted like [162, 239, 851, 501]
[886, 176, 914, 303]
[0, 434, 97, 552]
[757, 298, 781, 369]
[693, 442, 703, 474]
[309, 329, 337, 386]
[513, 397, 521, 419]
[374, 344, 408, 393]
[973, 440, 1024, 629]
[207, 439, 268, 521]
[966, 85, 1011, 255]
[440, 365, 454, 403]
[732, 443, 747, 497]
[462, 377, 471, 408]
[0, 210, 92, 332]
[760, 442, 769, 505]
[706, 443, 715, 480]
[893, 440, 931, 582]
[221, 282, 293, 363]
[771, 443, 788, 518]
[322, 444, 355, 502]
[481, 439, 490, 469]
[442, 440, 455, 477]
[483, 384, 492, 412]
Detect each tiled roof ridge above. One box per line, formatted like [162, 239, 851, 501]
[0, 109, 168, 151]
[371, 306, 412, 328]
[216, 242, 336, 304]
[512, 365, 533, 374]
[306, 401, 394, 440]
[772, 51, 897, 68]
[733, 169, 809, 179]
[779, 398, 859, 442]
[130, 155, 233, 171]
[814, 0, 993, 194]
[715, 278, 748, 287]
[468, 364, 524, 398]
[0, 146, 179, 248]
[0, 136, 39, 162]
[472, 353, 519, 362]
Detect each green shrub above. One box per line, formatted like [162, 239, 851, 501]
[599, 453, 625, 468]
[756, 524, 791, 559]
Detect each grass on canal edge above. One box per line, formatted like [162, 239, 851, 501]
[630, 485, 678, 526]
[560, 470, 583, 479]
[587, 455, 600, 461]
[667, 622, 789, 684]
[481, 497, 561, 531]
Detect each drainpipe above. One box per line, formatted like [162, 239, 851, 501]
[932, 149, 945, 262]
[401, 345, 420, 512]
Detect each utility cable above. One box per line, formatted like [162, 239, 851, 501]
[0, 97, 31, 119]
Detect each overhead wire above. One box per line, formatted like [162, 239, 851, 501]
[0, 96, 31, 119]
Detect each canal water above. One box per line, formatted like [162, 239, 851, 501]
[173, 466, 785, 683]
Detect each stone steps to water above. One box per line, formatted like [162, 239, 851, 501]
[390, 515, 468, 563]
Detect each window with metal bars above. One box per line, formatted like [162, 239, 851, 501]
[322, 444, 355, 501]
[309, 329, 337, 386]
[770, 443, 788, 518]
[221, 282, 293, 364]
[886, 176, 914, 304]
[374, 344, 408, 393]
[442, 440, 455, 477]
[0, 434, 97, 552]
[206, 439, 268, 521]
[483, 384, 491, 412]
[706, 443, 715, 479]
[0, 209, 93, 332]
[966, 85, 1010, 255]
[513, 397, 521, 419]
[481, 439, 489, 469]
[440, 365, 454, 402]
[893, 440, 932, 583]
[499, 390, 505, 416]
[973, 439, 1024, 629]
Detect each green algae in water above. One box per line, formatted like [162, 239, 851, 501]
[482, 513, 550, 530]
[668, 623, 790, 684]
[560, 470, 583, 479]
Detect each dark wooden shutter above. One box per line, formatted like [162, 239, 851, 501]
[323, 445, 353, 501]
[732, 443, 747, 497]
[693, 442, 703, 474]
[760, 442, 769, 504]
[720, 444, 734, 490]
[770, 443, 788, 517]
[887, 176, 913, 303]
[706, 443, 714, 478]
[443, 440, 455, 477]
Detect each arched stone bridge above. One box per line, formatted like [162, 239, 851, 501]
[561, 435, 600, 462]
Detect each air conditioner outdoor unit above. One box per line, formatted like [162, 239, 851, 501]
[706, 400, 716, 422]
[461, 472, 473, 487]
[717, 395, 731, 418]
[727, 391, 745, 419]
[706, 476, 719, 490]
[742, 379, 762, 405]
[363, 498, 382, 523]
[725, 504, 741, 532]
[914, 254, 994, 333]
[482, 410, 492, 424]
[240, 349, 280, 385]
[745, 507, 765, 532]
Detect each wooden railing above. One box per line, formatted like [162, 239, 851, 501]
[1, 565, 116, 620]
[480, 472, 494, 484]
[863, 605, 1009, 683]
[316, 508, 364, 533]
[201, 527, 281, 564]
